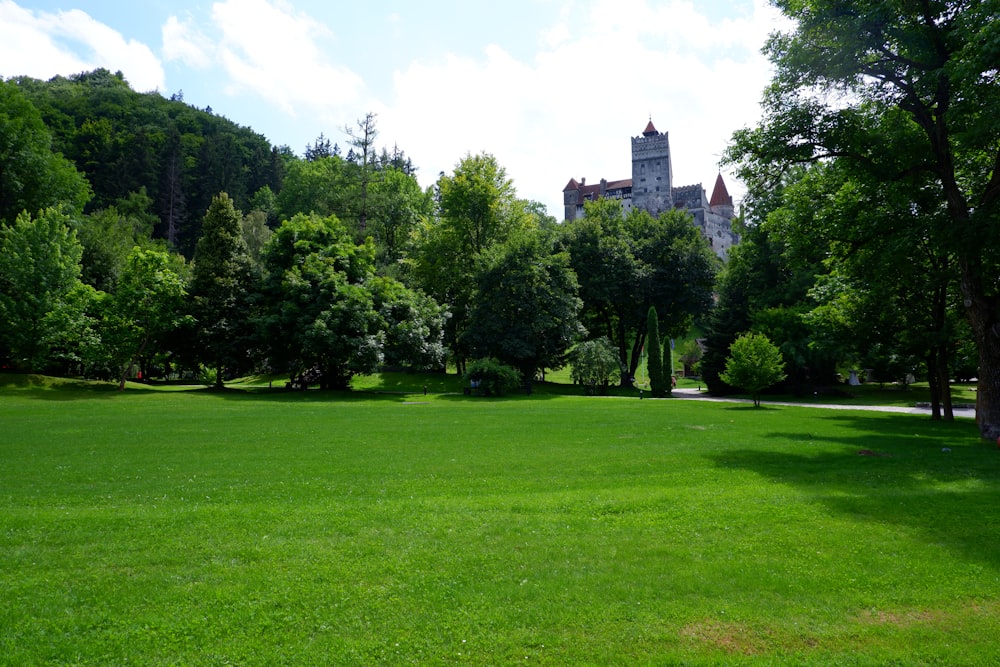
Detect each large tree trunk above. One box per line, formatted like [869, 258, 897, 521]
[961, 258, 1000, 439]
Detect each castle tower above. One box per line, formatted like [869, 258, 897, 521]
[709, 173, 734, 219]
[631, 119, 673, 216]
[563, 178, 580, 221]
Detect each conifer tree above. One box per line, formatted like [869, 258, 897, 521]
[191, 193, 253, 388]
[647, 306, 667, 397]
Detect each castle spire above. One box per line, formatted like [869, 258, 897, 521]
[642, 118, 658, 136]
[709, 173, 733, 208]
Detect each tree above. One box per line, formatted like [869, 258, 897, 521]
[646, 306, 667, 397]
[725, 0, 1000, 437]
[461, 232, 584, 390]
[369, 277, 447, 371]
[720, 332, 787, 407]
[75, 190, 163, 292]
[102, 248, 187, 390]
[0, 80, 90, 223]
[258, 213, 383, 389]
[700, 172, 835, 396]
[239, 209, 273, 274]
[304, 133, 333, 161]
[410, 153, 532, 372]
[274, 155, 353, 222]
[40, 281, 104, 377]
[15, 69, 280, 259]
[768, 161, 963, 418]
[0, 208, 84, 370]
[438, 152, 523, 255]
[368, 167, 432, 267]
[191, 193, 254, 388]
[571, 337, 623, 395]
[343, 112, 378, 234]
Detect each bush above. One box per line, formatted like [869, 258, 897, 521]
[570, 338, 623, 395]
[198, 365, 218, 387]
[464, 358, 522, 396]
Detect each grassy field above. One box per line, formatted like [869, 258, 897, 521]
[2, 374, 999, 665]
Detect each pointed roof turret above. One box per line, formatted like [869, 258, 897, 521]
[563, 177, 580, 192]
[709, 173, 733, 207]
[642, 118, 658, 136]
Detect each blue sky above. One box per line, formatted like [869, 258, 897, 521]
[0, 0, 789, 217]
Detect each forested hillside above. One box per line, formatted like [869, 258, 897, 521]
[12, 69, 284, 255]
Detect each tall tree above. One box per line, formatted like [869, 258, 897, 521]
[274, 155, 353, 222]
[344, 112, 378, 235]
[646, 306, 667, 397]
[410, 153, 532, 372]
[368, 167, 432, 267]
[258, 213, 383, 389]
[725, 0, 1000, 437]
[0, 208, 84, 370]
[102, 247, 187, 390]
[766, 161, 962, 417]
[461, 232, 584, 390]
[191, 193, 254, 388]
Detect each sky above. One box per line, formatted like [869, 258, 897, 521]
[0, 0, 791, 218]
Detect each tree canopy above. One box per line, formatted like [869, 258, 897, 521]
[725, 0, 1000, 436]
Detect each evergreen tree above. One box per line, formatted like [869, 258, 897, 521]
[191, 193, 253, 388]
[646, 306, 667, 397]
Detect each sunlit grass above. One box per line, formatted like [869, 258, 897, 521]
[2, 376, 997, 664]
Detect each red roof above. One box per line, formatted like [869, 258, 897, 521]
[563, 178, 579, 191]
[709, 173, 733, 207]
[642, 119, 658, 136]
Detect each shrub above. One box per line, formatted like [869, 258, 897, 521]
[570, 338, 623, 395]
[464, 358, 522, 396]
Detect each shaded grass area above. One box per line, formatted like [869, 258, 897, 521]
[2, 379, 999, 664]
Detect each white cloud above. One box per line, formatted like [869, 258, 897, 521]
[209, 0, 366, 118]
[162, 15, 213, 69]
[0, 0, 164, 91]
[383, 0, 787, 216]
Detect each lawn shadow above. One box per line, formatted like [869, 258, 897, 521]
[0, 373, 166, 401]
[707, 413, 1000, 569]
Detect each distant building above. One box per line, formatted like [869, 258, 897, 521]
[562, 119, 739, 259]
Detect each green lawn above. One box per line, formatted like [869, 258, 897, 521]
[2, 375, 999, 665]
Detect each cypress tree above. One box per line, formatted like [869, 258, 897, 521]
[647, 306, 666, 398]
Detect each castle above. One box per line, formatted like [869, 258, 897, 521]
[562, 119, 739, 259]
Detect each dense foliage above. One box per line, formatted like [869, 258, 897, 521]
[722, 0, 1000, 435]
[7, 33, 998, 411]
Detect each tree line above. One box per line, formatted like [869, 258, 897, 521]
[4, 2, 1000, 446]
[0, 72, 717, 391]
